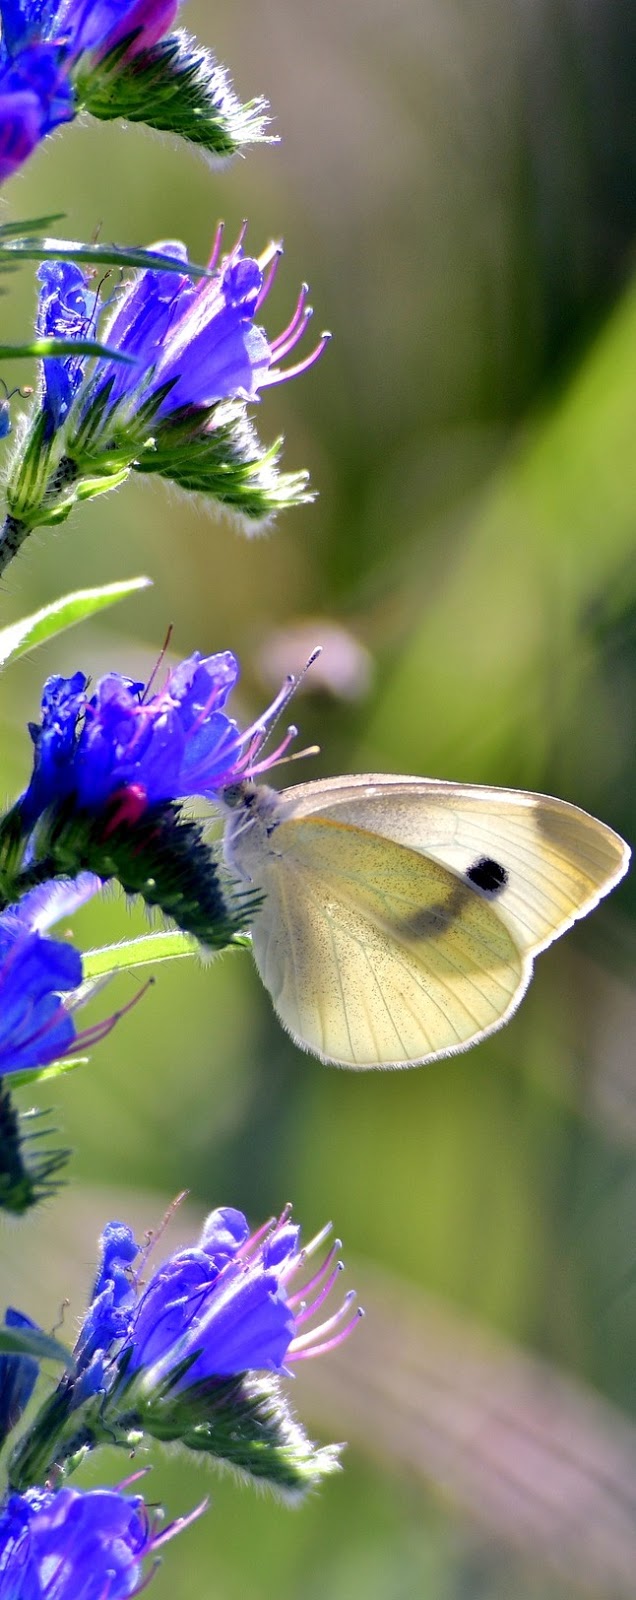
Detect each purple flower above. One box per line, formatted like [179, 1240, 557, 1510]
[0, 877, 122, 1077]
[22, 648, 297, 824]
[37, 227, 328, 441]
[0, 1482, 194, 1599]
[82, 1204, 360, 1393]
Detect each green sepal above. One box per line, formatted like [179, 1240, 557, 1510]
[134, 402, 314, 522]
[115, 1368, 342, 1502]
[0, 1084, 70, 1216]
[79, 29, 272, 158]
[5, 412, 59, 525]
[7, 1374, 80, 1490]
[0, 795, 258, 949]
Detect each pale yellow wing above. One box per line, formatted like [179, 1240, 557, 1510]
[277, 776, 630, 957]
[249, 816, 530, 1068]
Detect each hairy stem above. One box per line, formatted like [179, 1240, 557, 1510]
[0, 514, 31, 577]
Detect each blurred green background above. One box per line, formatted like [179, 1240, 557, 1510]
[2, 0, 636, 1595]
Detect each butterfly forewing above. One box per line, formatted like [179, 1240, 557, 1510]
[249, 817, 529, 1068]
[279, 776, 629, 957]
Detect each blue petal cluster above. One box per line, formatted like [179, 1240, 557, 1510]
[126, 1206, 298, 1383]
[0, 1484, 157, 1599]
[36, 230, 325, 439]
[21, 648, 285, 824]
[0, 0, 182, 184]
[76, 1204, 358, 1395]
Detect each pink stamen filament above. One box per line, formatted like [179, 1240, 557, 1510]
[269, 285, 310, 353]
[71, 979, 153, 1052]
[261, 332, 332, 387]
[270, 309, 314, 365]
[151, 1499, 208, 1550]
[287, 1242, 341, 1306]
[208, 221, 225, 272]
[131, 1564, 159, 1598]
[290, 1306, 364, 1361]
[289, 1291, 357, 1355]
[247, 725, 297, 777]
[293, 1261, 345, 1327]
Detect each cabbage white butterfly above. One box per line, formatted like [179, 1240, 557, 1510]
[222, 772, 630, 1068]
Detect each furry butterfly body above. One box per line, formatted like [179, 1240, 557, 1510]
[222, 774, 630, 1068]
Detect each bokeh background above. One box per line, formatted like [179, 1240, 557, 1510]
[2, 0, 636, 1595]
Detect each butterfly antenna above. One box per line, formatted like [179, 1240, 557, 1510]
[255, 647, 322, 754]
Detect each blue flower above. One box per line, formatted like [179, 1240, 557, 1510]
[0, 904, 81, 1077]
[73, 1221, 139, 1396]
[36, 263, 97, 431]
[37, 227, 328, 442]
[0, 0, 184, 183]
[0, 877, 121, 1076]
[0, 1482, 194, 1599]
[81, 1204, 360, 1394]
[0, 43, 74, 183]
[22, 648, 297, 825]
[0, 1310, 40, 1444]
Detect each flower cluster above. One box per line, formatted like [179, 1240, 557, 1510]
[5, 228, 326, 547]
[6, 1205, 359, 1499]
[21, 649, 292, 826]
[0, 645, 293, 948]
[0, 0, 355, 1583]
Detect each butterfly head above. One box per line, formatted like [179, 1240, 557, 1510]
[221, 778, 284, 883]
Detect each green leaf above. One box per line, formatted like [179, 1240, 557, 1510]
[0, 1324, 74, 1370]
[82, 930, 201, 981]
[0, 338, 137, 362]
[0, 214, 65, 242]
[0, 575, 151, 672]
[0, 235, 211, 277]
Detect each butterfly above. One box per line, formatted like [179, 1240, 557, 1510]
[221, 773, 630, 1069]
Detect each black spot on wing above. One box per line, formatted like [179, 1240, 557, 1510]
[466, 856, 508, 896]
